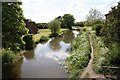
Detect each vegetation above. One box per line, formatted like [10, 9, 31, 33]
[2, 2, 28, 52]
[2, 2, 29, 64]
[90, 2, 120, 76]
[39, 36, 49, 42]
[33, 29, 51, 42]
[86, 8, 103, 22]
[23, 34, 33, 50]
[62, 14, 75, 29]
[66, 31, 91, 79]
[74, 22, 85, 27]
[48, 19, 61, 36]
[2, 49, 16, 64]
[36, 23, 48, 29]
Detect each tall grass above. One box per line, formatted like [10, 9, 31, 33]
[1, 49, 23, 64]
[66, 31, 91, 79]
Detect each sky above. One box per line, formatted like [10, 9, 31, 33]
[21, 0, 119, 23]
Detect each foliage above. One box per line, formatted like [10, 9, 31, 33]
[74, 22, 85, 27]
[48, 19, 61, 36]
[91, 32, 120, 75]
[95, 24, 103, 36]
[62, 14, 75, 29]
[2, 49, 16, 64]
[2, 2, 28, 52]
[102, 2, 120, 43]
[36, 23, 48, 29]
[86, 8, 103, 22]
[55, 16, 65, 28]
[39, 36, 49, 42]
[106, 42, 120, 66]
[66, 31, 91, 79]
[23, 34, 33, 50]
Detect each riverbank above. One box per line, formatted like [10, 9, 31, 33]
[33, 28, 67, 43]
[2, 30, 79, 78]
[1, 28, 68, 65]
[65, 30, 91, 79]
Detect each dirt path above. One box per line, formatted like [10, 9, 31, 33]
[80, 34, 105, 78]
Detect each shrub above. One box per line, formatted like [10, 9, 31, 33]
[95, 24, 103, 36]
[2, 49, 16, 64]
[82, 28, 86, 32]
[66, 32, 91, 78]
[23, 34, 33, 50]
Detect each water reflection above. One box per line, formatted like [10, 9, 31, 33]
[62, 30, 74, 43]
[2, 30, 80, 78]
[2, 58, 23, 78]
[50, 36, 61, 51]
[23, 50, 35, 59]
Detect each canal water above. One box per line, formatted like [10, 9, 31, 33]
[2, 30, 80, 78]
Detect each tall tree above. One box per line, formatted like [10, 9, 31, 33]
[86, 8, 103, 22]
[62, 14, 75, 29]
[2, 2, 28, 51]
[48, 19, 61, 36]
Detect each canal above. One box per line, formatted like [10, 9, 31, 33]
[2, 30, 80, 78]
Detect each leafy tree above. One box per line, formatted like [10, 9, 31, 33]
[102, 2, 120, 43]
[2, 2, 28, 51]
[55, 16, 65, 28]
[75, 22, 85, 27]
[86, 8, 103, 22]
[48, 19, 61, 36]
[62, 14, 75, 29]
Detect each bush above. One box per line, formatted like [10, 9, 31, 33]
[2, 49, 16, 64]
[83, 28, 86, 32]
[23, 34, 33, 50]
[95, 24, 103, 36]
[66, 32, 91, 78]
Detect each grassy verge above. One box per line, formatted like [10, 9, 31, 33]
[90, 31, 109, 74]
[1, 49, 24, 64]
[32, 28, 67, 43]
[91, 31, 120, 77]
[65, 30, 91, 79]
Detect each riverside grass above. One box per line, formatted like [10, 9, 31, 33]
[66, 31, 91, 79]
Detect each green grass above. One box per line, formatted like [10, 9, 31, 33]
[33, 29, 51, 42]
[33, 28, 67, 42]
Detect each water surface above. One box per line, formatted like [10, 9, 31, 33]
[2, 30, 80, 78]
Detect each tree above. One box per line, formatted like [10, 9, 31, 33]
[75, 22, 85, 27]
[62, 14, 75, 29]
[2, 2, 28, 51]
[48, 19, 61, 36]
[102, 2, 120, 43]
[86, 8, 103, 22]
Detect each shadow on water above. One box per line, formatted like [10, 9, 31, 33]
[2, 30, 80, 78]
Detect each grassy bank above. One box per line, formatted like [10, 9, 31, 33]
[90, 30, 120, 77]
[33, 28, 67, 42]
[65, 30, 91, 79]
[90, 31, 108, 74]
[1, 49, 24, 64]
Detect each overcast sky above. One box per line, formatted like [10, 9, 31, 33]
[21, 0, 119, 23]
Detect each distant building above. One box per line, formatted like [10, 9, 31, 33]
[25, 19, 38, 34]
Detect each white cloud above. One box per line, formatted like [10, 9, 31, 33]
[21, 0, 119, 23]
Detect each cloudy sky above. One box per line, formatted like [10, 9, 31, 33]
[21, 0, 119, 23]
